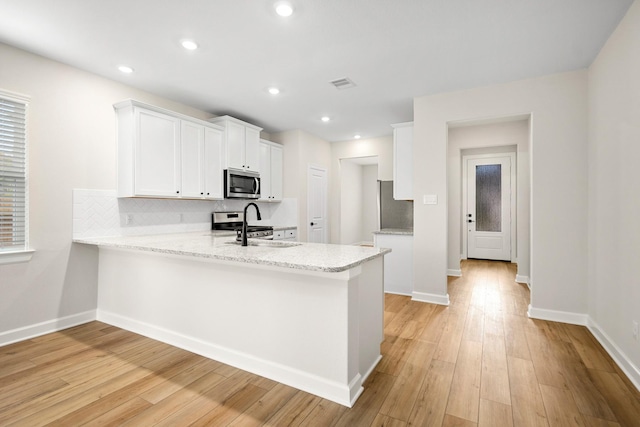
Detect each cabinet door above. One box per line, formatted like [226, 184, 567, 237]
[258, 141, 271, 201]
[393, 124, 413, 200]
[135, 109, 181, 197]
[181, 121, 205, 198]
[226, 121, 245, 169]
[204, 127, 224, 199]
[244, 127, 260, 171]
[270, 144, 283, 201]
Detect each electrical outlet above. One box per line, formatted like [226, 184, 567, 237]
[633, 321, 638, 340]
[179, 213, 184, 223]
[125, 214, 133, 225]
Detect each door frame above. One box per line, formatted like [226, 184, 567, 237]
[307, 164, 328, 243]
[462, 152, 516, 262]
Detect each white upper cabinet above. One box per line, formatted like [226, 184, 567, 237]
[115, 100, 224, 199]
[203, 127, 224, 199]
[133, 108, 181, 197]
[209, 115, 262, 172]
[180, 121, 205, 198]
[392, 122, 413, 200]
[259, 139, 283, 202]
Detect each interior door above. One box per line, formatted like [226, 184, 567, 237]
[308, 166, 327, 243]
[467, 157, 511, 261]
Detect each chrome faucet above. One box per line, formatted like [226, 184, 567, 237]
[241, 202, 262, 246]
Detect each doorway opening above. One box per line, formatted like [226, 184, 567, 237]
[446, 116, 531, 288]
[463, 152, 516, 261]
[338, 156, 379, 246]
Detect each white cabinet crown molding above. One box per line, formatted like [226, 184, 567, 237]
[114, 99, 224, 131]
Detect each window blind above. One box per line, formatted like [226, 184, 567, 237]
[0, 93, 28, 252]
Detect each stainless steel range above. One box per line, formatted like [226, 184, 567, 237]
[211, 211, 273, 240]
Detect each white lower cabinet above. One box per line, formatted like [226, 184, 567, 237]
[116, 100, 224, 199]
[273, 228, 297, 241]
[374, 233, 413, 295]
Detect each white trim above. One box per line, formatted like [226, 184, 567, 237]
[0, 88, 30, 103]
[97, 309, 364, 407]
[412, 291, 450, 306]
[0, 310, 96, 347]
[527, 305, 588, 326]
[384, 290, 413, 297]
[515, 274, 529, 285]
[462, 152, 517, 262]
[587, 318, 640, 392]
[447, 269, 462, 277]
[0, 249, 34, 264]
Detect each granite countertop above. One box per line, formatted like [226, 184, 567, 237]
[373, 228, 414, 236]
[74, 231, 389, 273]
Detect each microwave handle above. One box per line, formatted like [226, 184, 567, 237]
[254, 177, 260, 195]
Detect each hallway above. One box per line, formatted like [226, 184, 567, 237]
[373, 259, 640, 426]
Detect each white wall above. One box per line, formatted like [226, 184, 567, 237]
[339, 160, 363, 245]
[338, 161, 379, 245]
[270, 130, 332, 242]
[0, 42, 216, 338]
[588, 0, 640, 381]
[361, 165, 379, 243]
[447, 120, 530, 280]
[413, 71, 588, 314]
[330, 136, 393, 243]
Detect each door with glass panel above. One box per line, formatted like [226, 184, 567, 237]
[467, 157, 511, 261]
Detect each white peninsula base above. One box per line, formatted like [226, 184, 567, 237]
[96, 247, 384, 407]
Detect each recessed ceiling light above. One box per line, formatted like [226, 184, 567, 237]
[181, 40, 198, 50]
[275, 1, 294, 17]
[354, 134, 361, 139]
[321, 116, 330, 122]
[118, 65, 134, 74]
[268, 87, 280, 95]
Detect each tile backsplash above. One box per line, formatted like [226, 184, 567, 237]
[72, 189, 298, 239]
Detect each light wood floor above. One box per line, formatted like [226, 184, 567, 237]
[1, 260, 640, 426]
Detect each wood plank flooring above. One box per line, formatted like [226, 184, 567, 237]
[1, 259, 639, 426]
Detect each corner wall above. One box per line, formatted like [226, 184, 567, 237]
[413, 70, 588, 315]
[0, 42, 215, 342]
[270, 130, 332, 242]
[330, 136, 393, 244]
[587, 0, 640, 387]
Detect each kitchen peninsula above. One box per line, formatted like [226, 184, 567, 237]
[75, 232, 390, 407]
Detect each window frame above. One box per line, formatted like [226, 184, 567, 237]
[0, 88, 33, 264]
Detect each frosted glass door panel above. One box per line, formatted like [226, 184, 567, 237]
[475, 164, 501, 232]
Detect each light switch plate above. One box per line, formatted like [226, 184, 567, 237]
[423, 194, 438, 205]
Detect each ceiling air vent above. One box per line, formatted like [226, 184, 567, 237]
[329, 77, 356, 90]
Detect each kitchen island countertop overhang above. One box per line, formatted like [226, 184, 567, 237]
[75, 232, 390, 407]
[74, 231, 390, 273]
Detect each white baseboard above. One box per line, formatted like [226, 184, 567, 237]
[515, 274, 529, 285]
[527, 305, 588, 326]
[527, 306, 639, 392]
[447, 269, 462, 277]
[412, 291, 450, 306]
[587, 318, 640, 392]
[97, 309, 362, 407]
[0, 310, 97, 347]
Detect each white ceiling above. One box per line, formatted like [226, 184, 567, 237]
[0, 0, 632, 142]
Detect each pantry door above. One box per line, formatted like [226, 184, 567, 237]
[307, 166, 327, 243]
[466, 156, 512, 261]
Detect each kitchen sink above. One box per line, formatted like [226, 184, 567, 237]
[225, 240, 301, 248]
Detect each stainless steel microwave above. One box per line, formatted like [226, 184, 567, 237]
[224, 169, 260, 199]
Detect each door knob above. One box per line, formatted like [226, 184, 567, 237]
[310, 222, 315, 226]
[468, 219, 475, 223]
